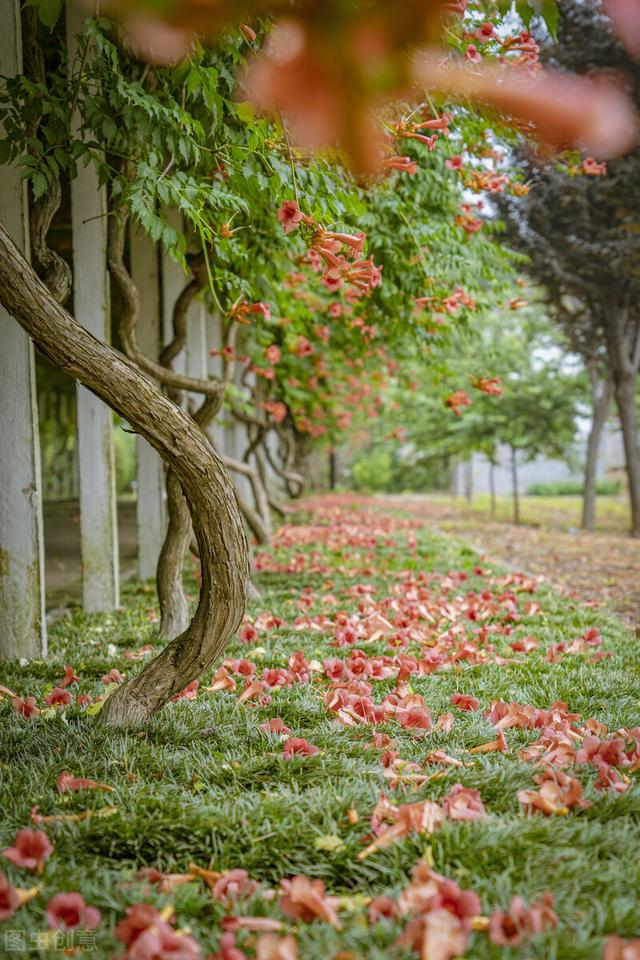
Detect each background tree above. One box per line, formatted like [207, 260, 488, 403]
[498, 0, 640, 535]
[546, 295, 613, 530]
[347, 309, 583, 525]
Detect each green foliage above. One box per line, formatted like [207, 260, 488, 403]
[527, 478, 623, 497]
[0, 4, 559, 454]
[350, 448, 393, 492]
[347, 308, 585, 492]
[24, 0, 63, 29]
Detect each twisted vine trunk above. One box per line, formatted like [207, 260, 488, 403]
[154, 261, 206, 641]
[157, 469, 192, 639]
[108, 218, 228, 640]
[0, 220, 249, 727]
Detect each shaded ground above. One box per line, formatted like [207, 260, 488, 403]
[382, 495, 640, 628]
[43, 500, 137, 611]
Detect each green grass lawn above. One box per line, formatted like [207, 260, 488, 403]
[437, 494, 631, 534]
[0, 495, 638, 959]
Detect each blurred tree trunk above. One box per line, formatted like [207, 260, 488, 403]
[489, 460, 497, 518]
[614, 370, 640, 537]
[604, 306, 640, 537]
[510, 446, 520, 525]
[582, 367, 612, 531]
[463, 458, 473, 504]
[329, 449, 337, 490]
[449, 460, 458, 497]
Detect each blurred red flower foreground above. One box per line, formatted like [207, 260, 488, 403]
[110, 0, 639, 172]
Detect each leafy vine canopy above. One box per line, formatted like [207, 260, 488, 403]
[1, 0, 637, 440]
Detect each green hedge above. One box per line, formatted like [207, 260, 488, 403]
[526, 478, 622, 496]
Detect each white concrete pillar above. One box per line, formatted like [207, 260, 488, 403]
[185, 296, 207, 409]
[0, 0, 47, 659]
[226, 364, 253, 501]
[450, 460, 464, 498]
[130, 224, 166, 579]
[68, 5, 119, 611]
[264, 428, 283, 494]
[463, 457, 474, 503]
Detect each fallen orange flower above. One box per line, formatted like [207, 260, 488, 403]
[424, 750, 463, 767]
[488, 892, 557, 946]
[469, 730, 508, 754]
[137, 867, 196, 893]
[518, 771, 590, 815]
[45, 892, 101, 931]
[0, 871, 21, 920]
[451, 692, 480, 711]
[56, 665, 80, 688]
[12, 696, 40, 718]
[2, 828, 53, 873]
[259, 717, 292, 734]
[282, 737, 319, 758]
[604, 935, 640, 960]
[205, 666, 237, 693]
[358, 799, 444, 860]
[256, 933, 298, 960]
[223, 916, 283, 932]
[211, 869, 259, 903]
[400, 908, 469, 960]
[187, 863, 222, 890]
[443, 784, 487, 821]
[239, 678, 266, 703]
[56, 772, 113, 793]
[279, 875, 341, 926]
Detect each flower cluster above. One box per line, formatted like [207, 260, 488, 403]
[277, 201, 381, 295]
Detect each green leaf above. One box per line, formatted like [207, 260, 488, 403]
[186, 68, 202, 97]
[25, 0, 63, 29]
[235, 101, 256, 124]
[314, 834, 345, 852]
[540, 0, 560, 38]
[31, 171, 48, 201]
[86, 699, 105, 717]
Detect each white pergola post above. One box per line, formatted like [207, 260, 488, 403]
[0, 0, 47, 659]
[130, 224, 166, 579]
[68, 6, 119, 611]
[185, 296, 208, 409]
[226, 365, 253, 501]
[264, 428, 283, 495]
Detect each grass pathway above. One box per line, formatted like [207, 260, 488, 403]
[0, 494, 638, 959]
